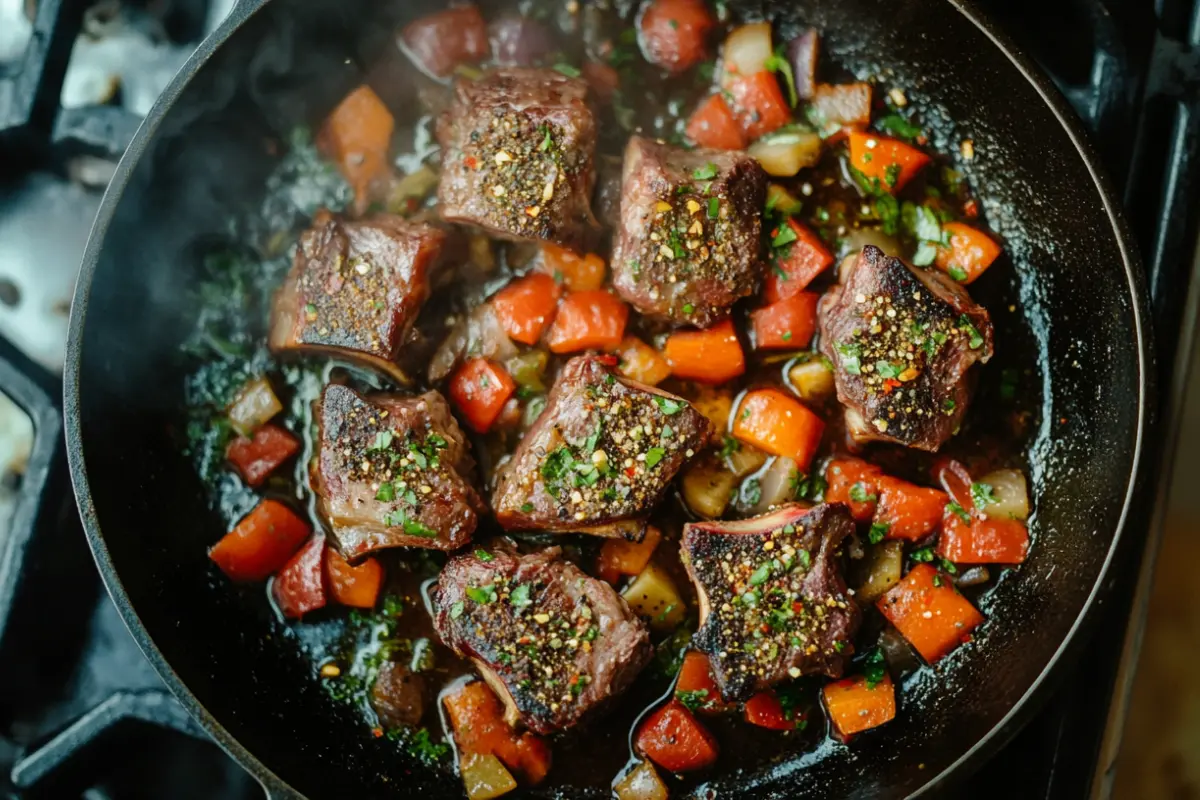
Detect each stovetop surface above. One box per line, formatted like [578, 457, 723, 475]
[1, 0, 1198, 797]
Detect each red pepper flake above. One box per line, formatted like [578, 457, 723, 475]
[464, 156, 478, 170]
[372, 727, 384, 738]
[792, 601, 804, 613]
[963, 198, 980, 219]
[625, 466, 637, 478]
[881, 378, 902, 394]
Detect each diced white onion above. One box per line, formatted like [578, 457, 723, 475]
[722, 22, 773, 80]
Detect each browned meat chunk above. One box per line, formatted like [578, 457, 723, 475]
[431, 541, 652, 734]
[491, 355, 711, 538]
[818, 245, 994, 451]
[314, 384, 484, 559]
[682, 504, 861, 702]
[610, 136, 767, 327]
[371, 661, 426, 729]
[269, 211, 447, 384]
[436, 68, 598, 250]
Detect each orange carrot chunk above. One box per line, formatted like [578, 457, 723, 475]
[546, 291, 629, 353]
[638, 0, 716, 74]
[744, 690, 797, 731]
[444, 681, 552, 785]
[537, 244, 607, 292]
[824, 458, 884, 523]
[937, 512, 1030, 565]
[596, 526, 663, 584]
[823, 673, 896, 739]
[662, 320, 746, 384]
[764, 219, 834, 303]
[325, 546, 385, 608]
[877, 564, 984, 663]
[874, 476, 948, 541]
[674, 651, 732, 715]
[318, 85, 395, 212]
[636, 699, 720, 773]
[491, 273, 562, 345]
[225, 423, 300, 487]
[727, 71, 792, 141]
[209, 499, 311, 582]
[610, 336, 672, 386]
[271, 534, 328, 619]
[751, 292, 819, 350]
[686, 94, 747, 151]
[935, 222, 1003, 284]
[731, 388, 824, 469]
[847, 131, 930, 194]
[449, 358, 517, 434]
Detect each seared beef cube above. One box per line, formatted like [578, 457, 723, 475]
[315, 384, 484, 558]
[492, 355, 711, 537]
[818, 245, 994, 451]
[270, 211, 446, 384]
[610, 136, 767, 327]
[683, 504, 861, 702]
[436, 68, 598, 250]
[431, 541, 652, 734]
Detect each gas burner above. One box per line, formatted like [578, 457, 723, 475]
[0, 0, 1197, 797]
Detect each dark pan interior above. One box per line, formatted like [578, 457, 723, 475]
[65, 0, 1148, 797]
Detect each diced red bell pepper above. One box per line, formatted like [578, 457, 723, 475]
[225, 423, 301, 487]
[744, 690, 797, 730]
[636, 699, 720, 773]
[209, 499, 311, 582]
[937, 512, 1030, 565]
[935, 222, 1003, 284]
[638, 0, 716, 74]
[824, 458, 884, 523]
[449, 357, 517, 434]
[686, 94, 747, 151]
[325, 547, 385, 608]
[727, 71, 792, 141]
[847, 132, 930, 194]
[546, 291, 629, 353]
[874, 476, 948, 541]
[823, 673, 895, 739]
[272, 534, 327, 619]
[674, 651, 732, 714]
[764, 219, 835, 303]
[731, 389, 824, 469]
[662, 319, 746, 384]
[877, 564, 984, 663]
[751, 292, 819, 350]
[491, 272, 561, 345]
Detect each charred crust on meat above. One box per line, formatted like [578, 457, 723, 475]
[683, 504, 861, 702]
[492, 355, 711, 535]
[818, 245, 994, 451]
[611, 136, 767, 327]
[431, 541, 652, 734]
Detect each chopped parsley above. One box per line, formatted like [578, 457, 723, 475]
[789, 470, 826, 501]
[466, 584, 498, 604]
[682, 302, 695, 314]
[510, 583, 532, 609]
[910, 547, 935, 563]
[655, 396, 685, 415]
[375, 482, 395, 502]
[958, 316, 985, 349]
[520, 502, 534, 513]
[868, 522, 890, 544]
[708, 196, 720, 218]
[947, 501, 971, 524]
[863, 647, 888, 689]
[835, 341, 862, 375]
[692, 162, 718, 180]
[450, 601, 464, 619]
[720, 436, 741, 458]
[742, 477, 762, 506]
[763, 46, 798, 106]
[368, 431, 393, 451]
[948, 265, 969, 282]
[874, 114, 923, 141]
[676, 689, 711, 712]
[405, 728, 450, 766]
[748, 562, 772, 586]
[474, 549, 493, 562]
[849, 482, 877, 503]
[970, 482, 997, 508]
[645, 447, 666, 469]
[772, 224, 799, 249]
[553, 63, 581, 77]
[875, 360, 902, 379]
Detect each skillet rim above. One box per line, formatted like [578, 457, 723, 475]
[61, 0, 1154, 796]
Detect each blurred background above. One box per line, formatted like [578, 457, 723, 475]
[0, 0, 1197, 797]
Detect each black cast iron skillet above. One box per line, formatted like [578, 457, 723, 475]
[63, 0, 1152, 797]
